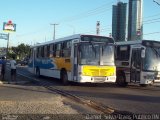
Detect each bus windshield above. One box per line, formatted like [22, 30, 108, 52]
[102, 44, 114, 65]
[79, 43, 114, 65]
[143, 47, 160, 71]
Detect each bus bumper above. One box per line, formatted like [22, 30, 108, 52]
[78, 76, 116, 83]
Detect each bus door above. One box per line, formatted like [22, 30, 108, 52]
[72, 44, 78, 81]
[33, 48, 36, 73]
[130, 48, 141, 83]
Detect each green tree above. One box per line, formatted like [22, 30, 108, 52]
[17, 43, 30, 60]
[9, 43, 30, 60]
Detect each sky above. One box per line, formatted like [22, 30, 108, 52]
[0, 0, 160, 47]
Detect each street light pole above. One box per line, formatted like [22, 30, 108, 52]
[6, 33, 10, 60]
[50, 23, 59, 40]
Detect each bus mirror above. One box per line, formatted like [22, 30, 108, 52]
[141, 49, 145, 58]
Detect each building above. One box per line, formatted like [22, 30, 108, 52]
[112, 1, 127, 42]
[128, 0, 143, 41]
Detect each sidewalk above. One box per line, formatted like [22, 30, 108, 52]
[0, 68, 31, 85]
[0, 68, 99, 118]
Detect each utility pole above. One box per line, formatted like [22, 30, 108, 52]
[96, 21, 100, 35]
[50, 23, 59, 40]
[6, 33, 10, 59]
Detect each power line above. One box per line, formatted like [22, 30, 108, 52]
[58, 1, 114, 23]
[143, 31, 160, 36]
[144, 20, 160, 25]
[144, 12, 160, 19]
[143, 17, 160, 22]
[16, 1, 160, 39]
[153, 0, 160, 6]
[60, 7, 112, 23]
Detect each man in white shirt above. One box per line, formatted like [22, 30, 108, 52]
[10, 56, 17, 83]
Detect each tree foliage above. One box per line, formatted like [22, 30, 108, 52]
[9, 43, 30, 60]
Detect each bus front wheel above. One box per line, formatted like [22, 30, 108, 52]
[61, 70, 68, 85]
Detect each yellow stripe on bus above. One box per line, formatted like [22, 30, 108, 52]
[54, 58, 72, 71]
[82, 65, 116, 77]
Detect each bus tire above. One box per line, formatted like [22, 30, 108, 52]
[140, 84, 148, 87]
[116, 74, 128, 87]
[61, 70, 68, 85]
[36, 68, 40, 78]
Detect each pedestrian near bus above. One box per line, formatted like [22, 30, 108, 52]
[10, 56, 17, 83]
[1, 57, 6, 80]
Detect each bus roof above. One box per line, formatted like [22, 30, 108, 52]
[31, 34, 113, 48]
[115, 40, 160, 45]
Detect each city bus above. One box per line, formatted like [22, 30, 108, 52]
[115, 40, 160, 87]
[28, 34, 116, 85]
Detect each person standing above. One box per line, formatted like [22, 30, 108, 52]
[10, 56, 17, 83]
[1, 57, 6, 80]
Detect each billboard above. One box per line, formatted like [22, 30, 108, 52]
[3, 21, 16, 32]
[0, 33, 8, 40]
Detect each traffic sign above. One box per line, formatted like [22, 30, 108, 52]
[0, 33, 9, 40]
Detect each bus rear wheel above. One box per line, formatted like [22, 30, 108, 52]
[61, 70, 68, 85]
[116, 74, 128, 87]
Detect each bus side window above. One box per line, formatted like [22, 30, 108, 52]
[53, 44, 56, 57]
[36, 47, 39, 58]
[44, 46, 47, 58]
[63, 41, 71, 58]
[38, 47, 41, 58]
[41, 46, 44, 58]
[47, 45, 50, 57]
[50, 44, 53, 57]
[61, 42, 64, 57]
[44, 45, 50, 58]
[55, 43, 61, 57]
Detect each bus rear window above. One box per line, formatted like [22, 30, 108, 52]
[116, 45, 130, 61]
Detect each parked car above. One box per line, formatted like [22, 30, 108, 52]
[18, 57, 29, 66]
[19, 60, 28, 66]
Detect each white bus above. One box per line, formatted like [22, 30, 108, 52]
[115, 40, 160, 87]
[28, 34, 116, 85]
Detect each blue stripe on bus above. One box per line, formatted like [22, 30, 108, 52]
[28, 58, 55, 69]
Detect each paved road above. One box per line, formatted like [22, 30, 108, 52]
[0, 67, 100, 119]
[15, 66, 160, 114]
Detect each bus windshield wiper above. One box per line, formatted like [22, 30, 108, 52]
[89, 41, 96, 57]
[151, 48, 160, 58]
